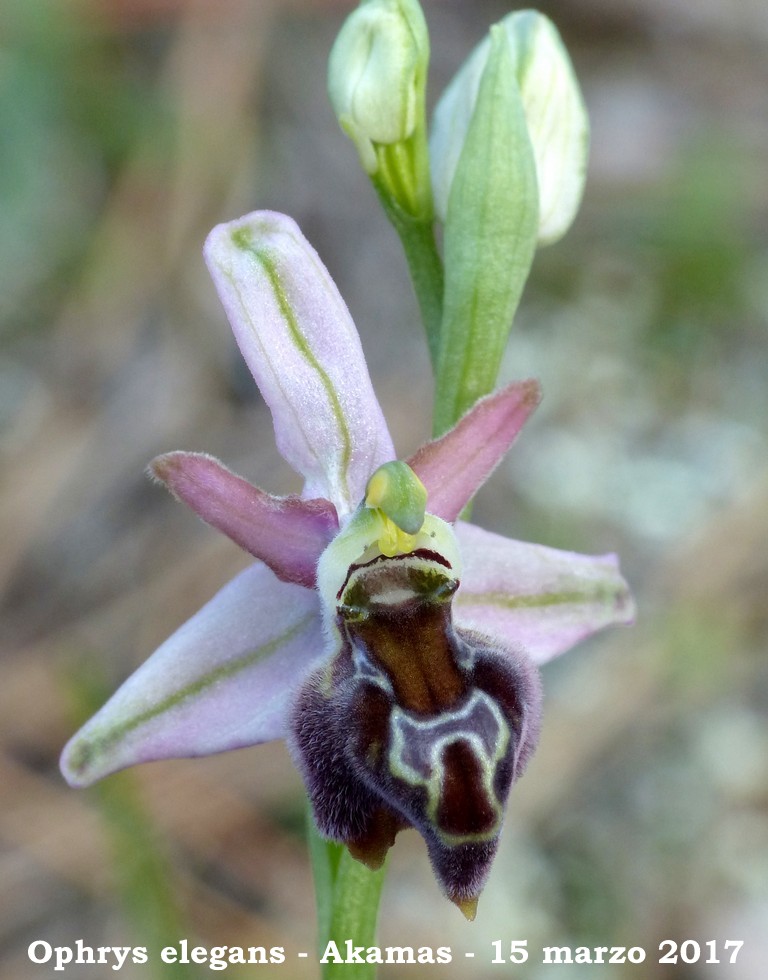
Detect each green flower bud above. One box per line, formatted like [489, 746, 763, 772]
[328, 0, 429, 176]
[431, 10, 589, 245]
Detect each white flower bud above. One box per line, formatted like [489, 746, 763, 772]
[430, 10, 589, 245]
[328, 0, 429, 174]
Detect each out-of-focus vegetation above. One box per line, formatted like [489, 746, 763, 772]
[1, 1, 766, 978]
[0, 0, 170, 343]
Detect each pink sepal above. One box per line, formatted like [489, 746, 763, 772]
[454, 521, 635, 665]
[408, 380, 540, 522]
[60, 563, 325, 787]
[151, 452, 337, 587]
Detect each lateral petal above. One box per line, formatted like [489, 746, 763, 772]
[204, 211, 395, 517]
[150, 452, 337, 587]
[407, 380, 540, 522]
[453, 522, 635, 665]
[60, 564, 324, 787]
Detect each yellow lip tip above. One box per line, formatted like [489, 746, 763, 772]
[454, 896, 479, 921]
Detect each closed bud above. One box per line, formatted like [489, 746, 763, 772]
[328, 0, 429, 175]
[431, 10, 589, 245]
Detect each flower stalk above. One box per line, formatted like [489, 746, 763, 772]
[309, 816, 387, 980]
[370, 186, 444, 367]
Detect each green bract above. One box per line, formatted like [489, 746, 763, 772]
[434, 26, 539, 435]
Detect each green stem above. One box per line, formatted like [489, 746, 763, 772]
[372, 136, 445, 369]
[392, 213, 444, 369]
[373, 189, 444, 368]
[308, 814, 343, 958]
[308, 808, 387, 980]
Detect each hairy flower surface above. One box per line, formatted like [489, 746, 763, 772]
[61, 211, 634, 914]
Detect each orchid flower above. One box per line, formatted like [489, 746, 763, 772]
[61, 211, 633, 917]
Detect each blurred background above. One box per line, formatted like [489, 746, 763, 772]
[1, 0, 767, 977]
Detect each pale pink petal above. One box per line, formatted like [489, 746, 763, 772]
[204, 211, 395, 517]
[60, 564, 324, 787]
[408, 380, 540, 522]
[150, 452, 337, 587]
[454, 522, 635, 665]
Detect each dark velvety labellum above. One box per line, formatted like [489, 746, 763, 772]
[289, 550, 542, 906]
[437, 741, 498, 837]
